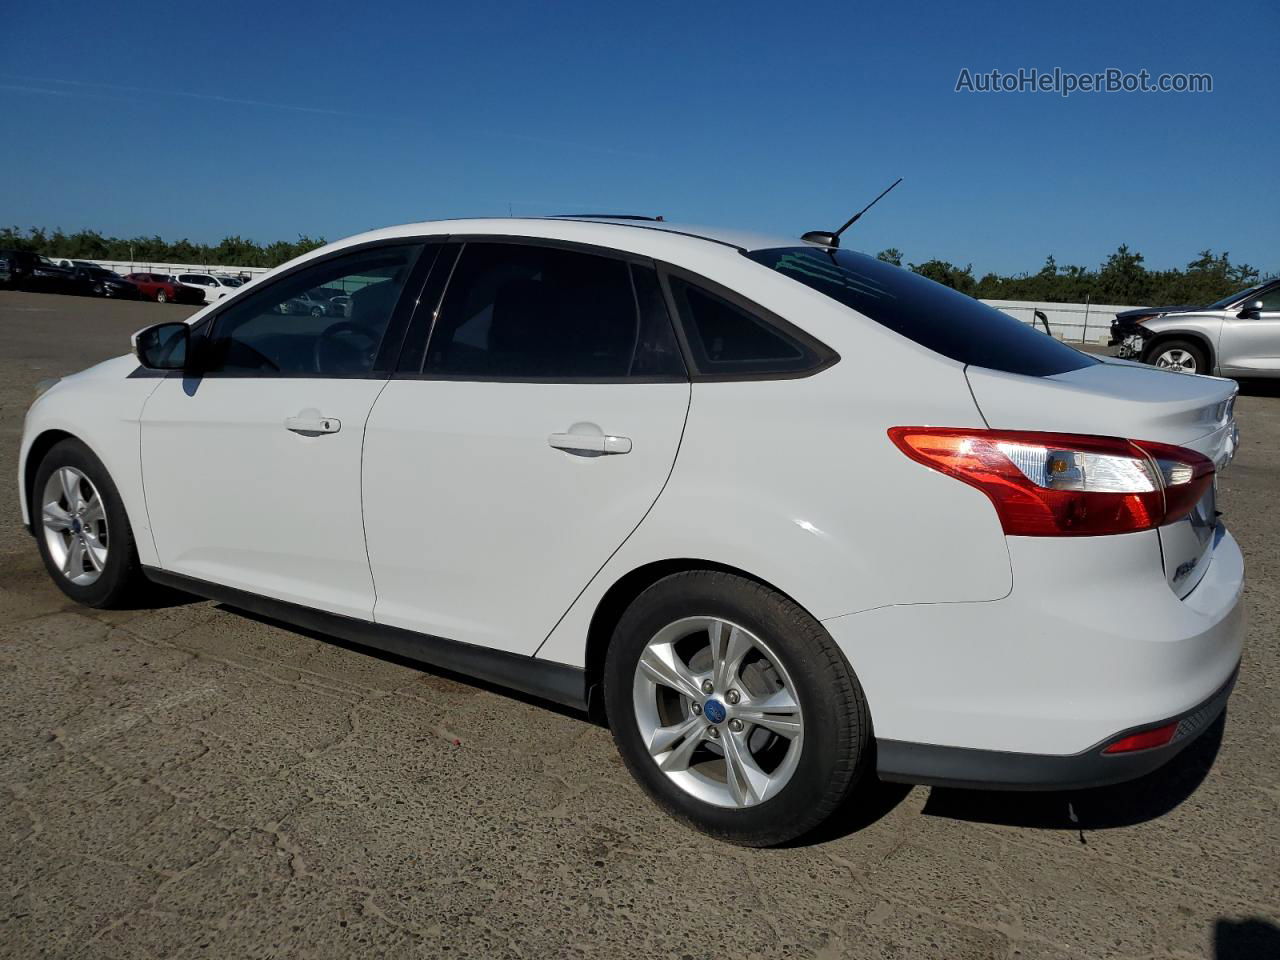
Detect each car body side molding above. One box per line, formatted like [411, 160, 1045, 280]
[142, 567, 588, 711]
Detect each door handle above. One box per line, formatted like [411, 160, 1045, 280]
[285, 415, 341, 435]
[548, 432, 632, 455]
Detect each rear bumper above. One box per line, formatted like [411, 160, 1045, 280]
[822, 526, 1245, 776]
[876, 665, 1236, 790]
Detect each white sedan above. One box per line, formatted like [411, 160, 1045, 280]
[18, 217, 1244, 845]
[175, 272, 243, 304]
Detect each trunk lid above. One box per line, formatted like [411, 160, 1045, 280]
[965, 358, 1238, 598]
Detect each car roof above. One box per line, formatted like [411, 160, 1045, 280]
[325, 217, 816, 256]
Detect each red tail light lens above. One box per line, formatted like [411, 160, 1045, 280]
[1102, 721, 1178, 754]
[888, 428, 1214, 536]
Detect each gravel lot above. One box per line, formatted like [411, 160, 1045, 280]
[1, 290, 1277, 960]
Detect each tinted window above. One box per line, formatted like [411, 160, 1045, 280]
[746, 247, 1097, 377]
[1256, 286, 1280, 311]
[666, 276, 824, 376]
[423, 242, 684, 379]
[1207, 282, 1268, 311]
[201, 243, 422, 377]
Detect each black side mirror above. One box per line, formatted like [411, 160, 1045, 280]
[133, 322, 189, 370]
[1238, 299, 1264, 319]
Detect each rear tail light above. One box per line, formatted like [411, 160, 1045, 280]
[1102, 721, 1178, 754]
[888, 428, 1214, 536]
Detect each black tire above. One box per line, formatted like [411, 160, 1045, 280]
[1143, 337, 1207, 375]
[603, 571, 871, 846]
[155, 289, 168, 303]
[32, 438, 149, 608]
[310, 305, 325, 317]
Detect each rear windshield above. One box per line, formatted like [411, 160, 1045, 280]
[746, 247, 1096, 377]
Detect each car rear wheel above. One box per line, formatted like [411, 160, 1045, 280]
[155, 289, 168, 303]
[310, 305, 325, 317]
[1146, 338, 1206, 375]
[604, 570, 870, 846]
[32, 439, 149, 608]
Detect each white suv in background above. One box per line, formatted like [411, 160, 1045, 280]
[176, 272, 243, 304]
[19, 217, 1244, 845]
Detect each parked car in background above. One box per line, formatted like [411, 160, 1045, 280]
[279, 288, 345, 316]
[176, 272, 244, 304]
[1111, 277, 1280, 377]
[18, 216, 1244, 846]
[0, 251, 76, 292]
[123, 273, 205, 304]
[70, 266, 140, 299]
[0, 253, 11, 288]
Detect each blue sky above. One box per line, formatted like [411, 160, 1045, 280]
[1, 0, 1275, 276]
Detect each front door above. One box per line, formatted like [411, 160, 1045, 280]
[1218, 284, 1280, 376]
[140, 241, 427, 619]
[363, 240, 691, 654]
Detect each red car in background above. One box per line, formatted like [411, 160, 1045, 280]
[123, 273, 205, 305]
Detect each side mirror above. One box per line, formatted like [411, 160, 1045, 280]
[1238, 300, 1264, 319]
[132, 322, 189, 370]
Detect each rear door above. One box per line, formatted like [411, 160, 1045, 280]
[362, 240, 690, 655]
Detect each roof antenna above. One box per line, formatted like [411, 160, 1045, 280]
[802, 177, 903, 248]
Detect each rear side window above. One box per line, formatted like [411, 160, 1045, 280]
[745, 247, 1097, 377]
[665, 276, 832, 377]
[423, 242, 685, 380]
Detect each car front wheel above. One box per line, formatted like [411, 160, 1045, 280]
[32, 438, 149, 608]
[1146, 338, 1207, 375]
[604, 571, 870, 846]
[155, 289, 168, 303]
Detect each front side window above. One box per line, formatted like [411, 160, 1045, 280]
[200, 243, 422, 377]
[746, 246, 1096, 377]
[1255, 285, 1280, 312]
[422, 242, 684, 380]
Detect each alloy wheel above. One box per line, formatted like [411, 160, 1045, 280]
[40, 467, 109, 586]
[632, 617, 804, 808]
[1154, 348, 1198, 373]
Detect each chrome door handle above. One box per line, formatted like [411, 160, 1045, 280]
[285, 416, 341, 435]
[548, 432, 632, 455]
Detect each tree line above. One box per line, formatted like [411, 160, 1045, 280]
[875, 245, 1266, 305]
[1, 225, 1268, 306]
[0, 226, 326, 269]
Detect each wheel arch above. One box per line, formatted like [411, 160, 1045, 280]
[580, 558, 812, 722]
[1142, 330, 1216, 372]
[22, 428, 77, 532]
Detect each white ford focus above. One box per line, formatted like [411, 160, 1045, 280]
[19, 217, 1244, 845]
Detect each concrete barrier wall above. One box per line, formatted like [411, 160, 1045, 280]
[55, 259, 274, 281]
[982, 298, 1132, 344]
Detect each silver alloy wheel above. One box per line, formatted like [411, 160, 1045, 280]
[1154, 347, 1198, 373]
[632, 617, 804, 808]
[40, 467, 109, 586]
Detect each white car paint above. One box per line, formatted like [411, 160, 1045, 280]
[363, 380, 691, 654]
[18, 216, 1244, 778]
[139, 377, 386, 619]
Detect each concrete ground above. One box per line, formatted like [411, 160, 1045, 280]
[1, 290, 1277, 960]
